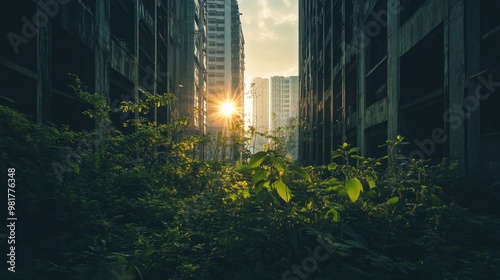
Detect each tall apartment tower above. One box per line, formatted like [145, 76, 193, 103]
[205, 0, 245, 134]
[251, 77, 270, 152]
[270, 76, 299, 159]
[270, 76, 299, 131]
[298, 0, 500, 171]
[178, 0, 208, 138]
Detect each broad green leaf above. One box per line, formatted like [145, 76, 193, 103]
[273, 179, 292, 203]
[289, 165, 312, 183]
[348, 147, 360, 153]
[386, 197, 399, 205]
[273, 157, 286, 172]
[252, 169, 268, 184]
[351, 155, 364, 160]
[345, 178, 363, 203]
[235, 164, 250, 172]
[328, 162, 338, 171]
[248, 151, 268, 168]
[331, 150, 343, 159]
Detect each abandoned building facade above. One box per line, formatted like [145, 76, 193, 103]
[299, 0, 500, 171]
[0, 0, 244, 159]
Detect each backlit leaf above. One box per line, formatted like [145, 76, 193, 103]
[273, 179, 292, 203]
[345, 178, 363, 203]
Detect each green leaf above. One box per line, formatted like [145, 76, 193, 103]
[331, 150, 343, 159]
[252, 169, 268, 184]
[235, 164, 250, 172]
[141, 247, 156, 258]
[273, 157, 286, 172]
[348, 147, 360, 153]
[325, 177, 341, 186]
[367, 177, 376, 189]
[289, 165, 312, 183]
[327, 162, 338, 171]
[248, 151, 268, 168]
[351, 155, 364, 160]
[325, 208, 340, 222]
[273, 179, 292, 202]
[386, 197, 399, 205]
[345, 178, 363, 203]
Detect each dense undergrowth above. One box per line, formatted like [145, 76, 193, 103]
[1, 86, 499, 280]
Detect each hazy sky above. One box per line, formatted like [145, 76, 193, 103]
[238, 0, 299, 91]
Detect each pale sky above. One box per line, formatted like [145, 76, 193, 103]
[238, 0, 299, 91]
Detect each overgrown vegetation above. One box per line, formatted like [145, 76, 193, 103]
[1, 85, 499, 280]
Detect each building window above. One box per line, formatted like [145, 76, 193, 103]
[399, 0, 426, 25]
[216, 57, 224, 62]
[400, 25, 444, 104]
[365, 0, 388, 107]
[217, 65, 225, 70]
[480, 0, 500, 134]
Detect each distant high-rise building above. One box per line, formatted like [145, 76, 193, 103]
[270, 76, 299, 131]
[270, 76, 299, 159]
[205, 0, 245, 159]
[299, 0, 500, 170]
[205, 0, 244, 130]
[251, 77, 270, 152]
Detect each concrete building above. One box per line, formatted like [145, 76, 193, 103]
[270, 76, 299, 159]
[205, 0, 244, 160]
[0, 0, 207, 142]
[298, 0, 500, 171]
[205, 0, 244, 133]
[250, 77, 270, 152]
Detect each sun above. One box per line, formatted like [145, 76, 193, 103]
[220, 101, 236, 117]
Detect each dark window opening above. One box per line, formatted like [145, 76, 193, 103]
[0, 65, 36, 120]
[400, 25, 444, 104]
[399, 0, 426, 26]
[111, 0, 135, 54]
[139, 21, 155, 91]
[346, 59, 357, 115]
[366, 60, 387, 106]
[0, 1, 37, 71]
[110, 71, 135, 134]
[345, 0, 354, 44]
[51, 24, 95, 130]
[400, 101, 445, 160]
[52, 24, 95, 94]
[346, 128, 357, 148]
[365, 122, 387, 159]
[51, 93, 93, 131]
[480, 71, 500, 134]
[366, 0, 387, 70]
[365, 0, 387, 107]
[480, 0, 500, 71]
